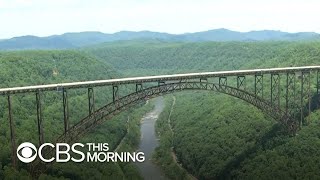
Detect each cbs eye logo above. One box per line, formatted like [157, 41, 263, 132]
[16, 142, 37, 163]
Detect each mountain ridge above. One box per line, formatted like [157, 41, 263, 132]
[1, 29, 319, 50]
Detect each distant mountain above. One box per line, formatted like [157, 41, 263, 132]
[57, 31, 173, 46]
[0, 29, 319, 50]
[0, 35, 73, 50]
[176, 28, 244, 41]
[176, 29, 320, 41]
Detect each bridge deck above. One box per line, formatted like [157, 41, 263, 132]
[1, 66, 320, 95]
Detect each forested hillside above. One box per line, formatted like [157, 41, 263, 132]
[0, 50, 147, 179]
[87, 41, 320, 179]
[0, 50, 118, 87]
[1, 40, 319, 179]
[86, 41, 320, 76]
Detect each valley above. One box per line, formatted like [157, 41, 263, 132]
[0, 40, 320, 179]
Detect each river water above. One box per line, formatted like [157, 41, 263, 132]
[135, 97, 168, 180]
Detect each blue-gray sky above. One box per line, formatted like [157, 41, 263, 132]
[0, 0, 319, 39]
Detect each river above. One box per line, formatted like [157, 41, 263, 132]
[135, 97, 168, 180]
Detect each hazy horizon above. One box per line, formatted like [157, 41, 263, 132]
[1, 0, 320, 39]
[1, 28, 319, 40]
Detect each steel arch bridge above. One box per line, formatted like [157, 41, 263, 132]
[1, 66, 320, 174]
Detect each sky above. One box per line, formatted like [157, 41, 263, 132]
[0, 0, 320, 39]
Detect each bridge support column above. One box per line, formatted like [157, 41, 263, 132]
[88, 88, 95, 116]
[62, 89, 69, 134]
[271, 73, 280, 109]
[158, 81, 166, 94]
[285, 73, 296, 116]
[237, 76, 246, 90]
[36, 90, 44, 145]
[7, 95, 17, 168]
[219, 77, 227, 91]
[255, 74, 263, 98]
[317, 70, 320, 109]
[300, 71, 311, 125]
[178, 79, 185, 90]
[113, 85, 118, 102]
[136, 84, 143, 92]
[317, 70, 320, 94]
[136, 84, 144, 100]
[200, 78, 208, 89]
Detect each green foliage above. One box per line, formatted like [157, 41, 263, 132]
[153, 96, 190, 180]
[86, 41, 320, 179]
[231, 111, 320, 180]
[0, 50, 118, 87]
[0, 50, 145, 179]
[2, 40, 320, 179]
[167, 93, 275, 179]
[87, 41, 320, 77]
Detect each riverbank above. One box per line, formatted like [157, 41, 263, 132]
[167, 97, 197, 180]
[111, 101, 154, 179]
[153, 96, 196, 180]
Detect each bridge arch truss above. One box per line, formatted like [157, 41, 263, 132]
[1, 66, 320, 172]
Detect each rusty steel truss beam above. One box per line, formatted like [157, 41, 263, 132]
[237, 76, 246, 90]
[300, 71, 311, 125]
[317, 70, 320, 95]
[7, 95, 17, 168]
[136, 83, 143, 92]
[88, 88, 95, 116]
[2, 66, 319, 95]
[1, 66, 319, 175]
[31, 81, 297, 170]
[271, 73, 280, 109]
[219, 77, 227, 91]
[62, 88, 69, 134]
[113, 85, 118, 102]
[36, 90, 44, 145]
[317, 70, 320, 109]
[285, 73, 297, 118]
[255, 74, 263, 98]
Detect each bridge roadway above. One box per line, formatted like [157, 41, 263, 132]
[1, 66, 320, 95]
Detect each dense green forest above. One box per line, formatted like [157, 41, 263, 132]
[86, 41, 320, 179]
[153, 96, 190, 180]
[154, 92, 320, 179]
[86, 41, 320, 76]
[1, 40, 320, 179]
[0, 50, 149, 179]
